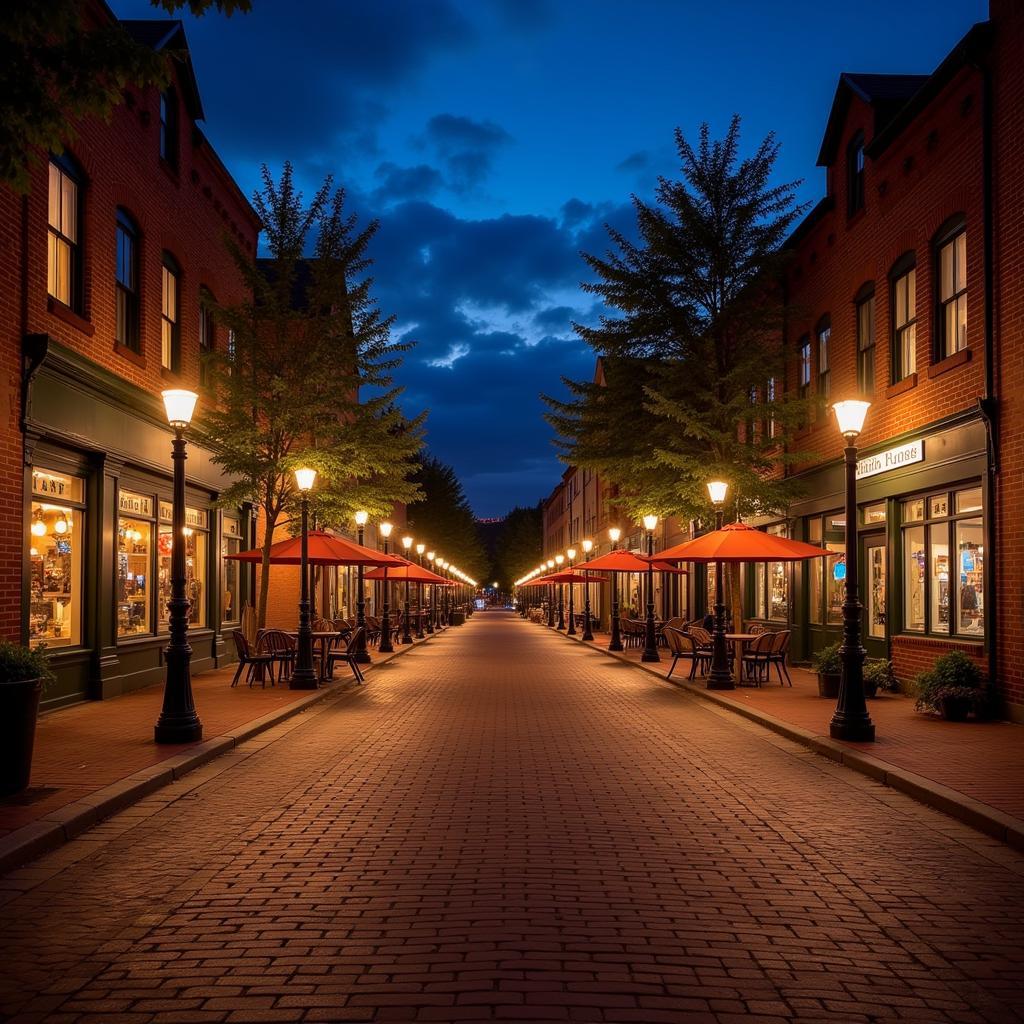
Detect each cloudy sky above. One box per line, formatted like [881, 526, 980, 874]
[116, 0, 985, 517]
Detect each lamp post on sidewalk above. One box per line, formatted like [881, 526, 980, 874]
[378, 522, 394, 652]
[566, 547, 577, 636]
[555, 553, 565, 628]
[607, 527, 623, 651]
[427, 551, 437, 631]
[155, 389, 203, 743]
[289, 466, 319, 690]
[415, 543, 426, 638]
[830, 400, 876, 742]
[546, 558, 555, 627]
[354, 510, 370, 664]
[641, 515, 660, 663]
[705, 480, 733, 690]
[581, 538, 594, 640]
[401, 535, 414, 643]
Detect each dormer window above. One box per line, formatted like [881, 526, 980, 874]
[847, 131, 865, 216]
[159, 87, 179, 170]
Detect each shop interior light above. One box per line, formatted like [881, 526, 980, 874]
[54, 513, 69, 535]
[31, 514, 47, 537]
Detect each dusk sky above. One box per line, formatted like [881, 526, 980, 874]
[116, 0, 987, 517]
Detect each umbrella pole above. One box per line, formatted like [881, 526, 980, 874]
[707, 506, 734, 688]
[609, 570, 623, 651]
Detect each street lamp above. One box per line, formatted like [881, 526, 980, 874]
[415, 543, 426, 638]
[155, 389, 203, 742]
[426, 551, 437, 632]
[379, 521, 394, 652]
[546, 558, 555, 627]
[401, 535, 414, 643]
[566, 546, 577, 636]
[288, 466, 319, 689]
[581, 538, 594, 640]
[608, 527, 623, 651]
[641, 515, 660, 662]
[353, 510, 370, 664]
[705, 480, 733, 690]
[555, 553, 565, 629]
[830, 400, 875, 742]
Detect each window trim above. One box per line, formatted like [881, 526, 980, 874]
[855, 283, 875, 396]
[161, 253, 181, 374]
[889, 252, 918, 384]
[846, 131, 865, 217]
[816, 315, 831, 400]
[115, 208, 140, 353]
[797, 334, 811, 399]
[934, 215, 967, 362]
[47, 153, 84, 313]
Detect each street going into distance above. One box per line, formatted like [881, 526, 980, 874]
[2, 611, 1022, 1024]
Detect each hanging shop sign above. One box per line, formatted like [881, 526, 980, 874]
[119, 490, 154, 517]
[32, 469, 84, 503]
[159, 502, 208, 529]
[856, 440, 924, 481]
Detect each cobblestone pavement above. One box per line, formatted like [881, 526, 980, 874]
[1, 612, 1023, 1024]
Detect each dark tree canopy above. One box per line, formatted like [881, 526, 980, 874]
[491, 504, 543, 589]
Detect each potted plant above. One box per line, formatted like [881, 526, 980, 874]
[913, 650, 990, 722]
[811, 641, 842, 698]
[863, 659, 898, 698]
[0, 641, 54, 795]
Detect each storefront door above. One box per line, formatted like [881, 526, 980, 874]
[862, 532, 887, 659]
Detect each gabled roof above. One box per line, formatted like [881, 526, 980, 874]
[120, 19, 204, 121]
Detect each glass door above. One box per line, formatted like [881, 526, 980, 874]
[862, 533, 887, 658]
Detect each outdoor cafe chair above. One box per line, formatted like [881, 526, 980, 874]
[230, 629, 276, 688]
[257, 629, 296, 682]
[619, 616, 644, 648]
[687, 625, 714, 655]
[664, 626, 708, 680]
[327, 627, 366, 684]
[365, 615, 382, 645]
[741, 630, 773, 685]
[766, 630, 793, 686]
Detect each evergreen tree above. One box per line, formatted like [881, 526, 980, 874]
[492, 504, 543, 590]
[200, 164, 423, 627]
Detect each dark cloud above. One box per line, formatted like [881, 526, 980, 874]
[616, 150, 650, 173]
[373, 162, 444, 203]
[532, 305, 576, 333]
[420, 114, 513, 192]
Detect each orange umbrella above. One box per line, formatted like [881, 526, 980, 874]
[364, 561, 455, 585]
[225, 530, 406, 567]
[656, 521, 832, 563]
[542, 568, 610, 584]
[580, 550, 688, 574]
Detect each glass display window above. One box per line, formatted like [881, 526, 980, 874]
[222, 515, 241, 624]
[117, 517, 152, 636]
[158, 503, 208, 629]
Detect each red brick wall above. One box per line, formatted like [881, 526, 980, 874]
[892, 635, 987, 686]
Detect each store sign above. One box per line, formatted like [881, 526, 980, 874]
[32, 469, 83, 503]
[159, 501, 208, 529]
[856, 440, 924, 480]
[118, 491, 153, 517]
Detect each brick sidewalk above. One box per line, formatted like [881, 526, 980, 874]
[561, 623, 1024, 828]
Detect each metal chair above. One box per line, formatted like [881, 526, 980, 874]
[230, 629, 275, 688]
[327, 627, 366, 684]
[664, 626, 708, 680]
[257, 629, 296, 682]
[766, 630, 793, 686]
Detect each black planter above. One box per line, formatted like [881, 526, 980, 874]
[0, 677, 43, 796]
[940, 695, 972, 722]
[817, 672, 841, 699]
[863, 679, 879, 699]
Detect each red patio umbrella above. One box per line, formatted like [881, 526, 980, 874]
[225, 530, 406, 567]
[364, 561, 455, 585]
[580, 550, 688, 574]
[655, 521, 832, 563]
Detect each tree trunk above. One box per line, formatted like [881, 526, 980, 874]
[728, 563, 743, 678]
[257, 548, 272, 630]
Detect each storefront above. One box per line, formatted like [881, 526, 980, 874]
[23, 337, 252, 708]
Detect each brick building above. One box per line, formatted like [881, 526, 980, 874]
[1, 5, 260, 706]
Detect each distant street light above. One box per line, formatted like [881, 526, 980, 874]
[641, 515, 660, 663]
[705, 481, 733, 690]
[608, 527, 623, 652]
[379, 522, 394, 652]
[289, 467, 319, 690]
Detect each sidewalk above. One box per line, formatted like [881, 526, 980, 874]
[551, 621, 1024, 849]
[0, 627, 447, 872]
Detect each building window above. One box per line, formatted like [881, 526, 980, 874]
[817, 317, 831, 400]
[159, 87, 178, 169]
[161, 255, 180, 372]
[753, 523, 789, 621]
[222, 515, 242, 623]
[798, 336, 811, 399]
[199, 289, 215, 386]
[891, 255, 917, 382]
[937, 221, 967, 359]
[807, 513, 846, 626]
[158, 503, 207, 629]
[765, 377, 777, 440]
[856, 286, 875, 395]
[29, 468, 85, 649]
[117, 490, 155, 637]
[115, 209, 140, 352]
[47, 156, 81, 310]
[901, 485, 983, 638]
[847, 131, 865, 217]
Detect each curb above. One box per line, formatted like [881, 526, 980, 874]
[548, 623, 1024, 853]
[0, 626, 453, 876]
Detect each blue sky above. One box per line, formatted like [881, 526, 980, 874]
[116, 0, 988, 516]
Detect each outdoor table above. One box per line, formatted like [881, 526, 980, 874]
[287, 630, 345, 680]
[725, 633, 761, 684]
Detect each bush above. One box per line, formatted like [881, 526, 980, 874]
[913, 651, 990, 717]
[811, 641, 842, 675]
[864, 659, 899, 694]
[0, 640, 54, 685]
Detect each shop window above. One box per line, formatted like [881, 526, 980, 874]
[847, 131, 865, 217]
[752, 524, 788, 621]
[856, 286, 875, 395]
[115, 209, 140, 352]
[808, 517, 822, 625]
[159, 87, 179, 170]
[222, 515, 241, 623]
[900, 485, 983, 638]
[158, 503, 207, 629]
[117, 490, 156, 637]
[936, 219, 967, 360]
[48, 155, 82, 311]
[161, 254, 180, 372]
[862, 503, 886, 525]
[817, 317, 831, 400]
[891, 256, 917, 382]
[29, 468, 85, 649]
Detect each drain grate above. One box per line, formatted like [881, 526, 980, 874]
[1, 786, 61, 806]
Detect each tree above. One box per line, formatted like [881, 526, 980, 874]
[406, 456, 488, 582]
[492, 504, 543, 589]
[200, 164, 423, 627]
[0, 0, 251, 193]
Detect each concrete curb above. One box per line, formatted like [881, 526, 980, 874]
[549, 623, 1024, 853]
[0, 626, 453, 876]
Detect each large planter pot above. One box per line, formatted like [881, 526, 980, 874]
[940, 695, 972, 722]
[0, 677, 44, 796]
[817, 672, 841, 699]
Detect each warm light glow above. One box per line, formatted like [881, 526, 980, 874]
[294, 467, 317, 492]
[379, 521, 393, 538]
[833, 399, 871, 438]
[582, 538, 593, 553]
[53, 515, 68, 535]
[402, 535, 413, 550]
[31, 518, 46, 537]
[492, 582, 498, 587]
[161, 389, 198, 429]
[707, 480, 728, 505]
[182, 526, 194, 538]
[642, 514, 658, 531]
[427, 551, 435, 561]
[30, 547, 37, 557]
[416, 543, 425, 555]
[547, 559, 555, 569]
[609, 527, 621, 543]
[555, 554, 564, 565]
[567, 547, 576, 561]
[354, 509, 369, 526]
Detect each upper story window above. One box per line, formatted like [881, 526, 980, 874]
[115, 209, 140, 352]
[847, 132, 865, 217]
[159, 88, 179, 170]
[199, 289, 215, 385]
[855, 285, 875, 396]
[891, 253, 917, 382]
[161, 254, 180, 372]
[936, 218, 967, 359]
[816, 317, 831, 399]
[798, 336, 811, 399]
[47, 155, 82, 311]
[765, 376, 777, 440]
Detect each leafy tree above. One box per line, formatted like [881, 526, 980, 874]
[406, 456, 488, 581]
[492, 504, 543, 589]
[200, 164, 423, 627]
[1, 0, 250, 193]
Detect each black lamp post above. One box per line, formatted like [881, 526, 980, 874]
[607, 527, 623, 651]
[378, 522, 394, 652]
[427, 551, 437, 631]
[288, 466, 320, 690]
[155, 389, 203, 743]
[555, 554, 566, 628]
[566, 547, 577, 635]
[581, 538, 594, 640]
[415, 544, 427, 637]
[354, 510, 371, 664]
[545, 560, 555, 627]
[641, 515, 660, 662]
[830, 400, 876, 742]
[705, 480, 733, 690]
[401, 535, 414, 643]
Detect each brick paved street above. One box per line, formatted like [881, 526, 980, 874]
[1, 612, 1023, 1024]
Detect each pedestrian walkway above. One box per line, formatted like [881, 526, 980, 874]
[1, 611, 1022, 1023]
[563, 624, 1024, 832]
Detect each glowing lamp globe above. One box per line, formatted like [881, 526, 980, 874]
[379, 521, 393, 538]
[582, 538, 593, 553]
[707, 480, 728, 505]
[402, 535, 413, 550]
[161, 389, 198, 430]
[354, 510, 369, 526]
[642, 514, 659, 531]
[833, 399, 870, 438]
[555, 554, 564, 565]
[567, 547, 576, 561]
[294, 467, 317, 492]
[608, 527, 621, 543]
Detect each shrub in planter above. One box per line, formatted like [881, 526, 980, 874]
[811, 642, 842, 698]
[863, 659, 898, 698]
[0, 641, 54, 795]
[913, 650, 991, 721]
